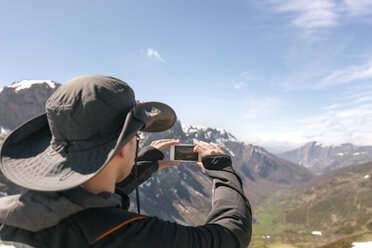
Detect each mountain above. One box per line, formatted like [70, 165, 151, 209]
[252, 161, 372, 248]
[0, 80, 314, 226]
[131, 122, 313, 225]
[0, 80, 60, 130]
[278, 141, 372, 174]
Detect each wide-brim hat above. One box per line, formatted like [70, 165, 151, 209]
[0, 75, 176, 191]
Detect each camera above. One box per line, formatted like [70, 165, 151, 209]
[170, 144, 201, 162]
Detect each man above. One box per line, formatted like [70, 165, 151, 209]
[0, 75, 252, 247]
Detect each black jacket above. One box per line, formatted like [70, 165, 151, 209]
[0, 147, 252, 247]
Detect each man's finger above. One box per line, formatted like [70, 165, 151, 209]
[156, 140, 180, 150]
[194, 162, 203, 168]
[151, 139, 180, 151]
[158, 160, 180, 169]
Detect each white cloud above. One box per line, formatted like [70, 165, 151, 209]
[242, 97, 282, 119]
[324, 103, 344, 110]
[349, 131, 372, 146]
[295, 104, 372, 145]
[246, 102, 372, 147]
[269, 0, 372, 34]
[146, 48, 164, 62]
[344, 0, 372, 16]
[271, 0, 338, 32]
[233, 81, 246, 89]
[316, 61, 372, 88]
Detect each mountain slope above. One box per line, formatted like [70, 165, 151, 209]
[252, 161, 372, 247]
[0, 80, 60, 130]
[279, 141, 372, 174]
[125, 122, 314, 225]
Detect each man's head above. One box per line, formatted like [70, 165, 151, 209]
[0, 75, 176, 192]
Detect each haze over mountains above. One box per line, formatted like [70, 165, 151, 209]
[279, 141, 372, 174]
[1, 80, 371, 247]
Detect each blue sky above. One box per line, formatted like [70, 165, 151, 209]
[1, 0, 372, 152]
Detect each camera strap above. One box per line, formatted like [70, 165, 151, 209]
[134, 135, 141, 214]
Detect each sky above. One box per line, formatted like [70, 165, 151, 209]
[1, 0, 372, 152]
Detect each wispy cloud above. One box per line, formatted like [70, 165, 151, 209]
[281, 60, 372, 91]
[344, 0, 372, 16]
[242, 97, 282, 119]
[269, 0, 372, 34]
[295, 103, 372, 144]
[146, 48, 164, 62]
[273, 0, 338, 30]
[316, 61, 372, 88]
[233, 81, 246, 89]
[324, 103, 344, 110]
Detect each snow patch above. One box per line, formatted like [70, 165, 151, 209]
[253, 147, 266, 155]
[0, 127, 9, 133]
[315, 142, 326, 148]
[353, 152, 361, 156]
[337, 153, 344, 156]
[0, 192, 8, 196]
[364, 175, 370, 179]
[8, 80, 56, 92]
[312, 231, 322, 236]
[352, 241, 372, 248]
[181, 123, 207, 134]
[224, 147, 235, 157]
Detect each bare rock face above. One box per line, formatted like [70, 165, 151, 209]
[278, 141, 372, 174]
[134, 122, 314, 224]
[0, 80, 60, 130]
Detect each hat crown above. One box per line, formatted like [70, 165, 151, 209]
[46, 75, 135, 147]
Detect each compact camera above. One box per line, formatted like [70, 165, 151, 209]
[170, 144, 201, 162]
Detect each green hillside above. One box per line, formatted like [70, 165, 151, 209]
[251, 161, 372, 248]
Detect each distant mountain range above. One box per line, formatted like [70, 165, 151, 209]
[278, 141, 372, 174]
[134, 122, 313, 224]
[0, 80, 313, 225]
[1, 80, 372, 247]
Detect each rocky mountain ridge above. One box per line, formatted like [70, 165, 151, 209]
[0, 80, 60, 131]
[278, 141, 372, 174]
[0, 80, 313, 225]
[134, 121, 313, 224]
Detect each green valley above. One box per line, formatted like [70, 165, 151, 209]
[251, 161, 372, 247]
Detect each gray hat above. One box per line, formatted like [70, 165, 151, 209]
[0, 75, 176, 191]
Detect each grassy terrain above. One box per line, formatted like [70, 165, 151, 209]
[249, 161, 372, 247]
[320, 233, 372, 248]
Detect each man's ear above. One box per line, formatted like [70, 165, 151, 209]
[118, 146, 126, 158]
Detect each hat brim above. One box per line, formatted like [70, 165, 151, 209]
[0, 102, 176, 191]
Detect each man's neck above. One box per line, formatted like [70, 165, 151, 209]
[82, 163, 116, 194]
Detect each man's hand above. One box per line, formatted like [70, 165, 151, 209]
[150, 139, 180, 169]
[193, 139, 225, 168]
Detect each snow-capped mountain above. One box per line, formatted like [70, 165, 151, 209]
[278, 141, 372, 174]
[4, 80, 57, 93]
[0, 80, 314, 225]
[0, 80, 60, 130]
[134, 122, 313, 224]
[0, 127, 9, 133]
